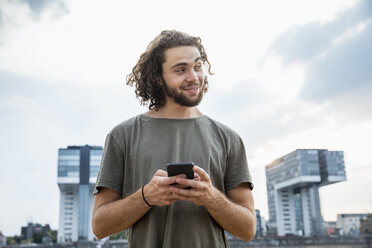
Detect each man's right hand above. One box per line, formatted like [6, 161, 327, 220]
[143, 169, 186, 206]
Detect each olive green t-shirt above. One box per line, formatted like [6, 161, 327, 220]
[95, 114, 253, 248]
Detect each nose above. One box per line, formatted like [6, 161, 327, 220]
[186, 70, 198, 83]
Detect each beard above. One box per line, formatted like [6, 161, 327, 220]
[162, 78, 205, 107]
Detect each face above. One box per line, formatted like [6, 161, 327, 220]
[161, 46, 206, 107]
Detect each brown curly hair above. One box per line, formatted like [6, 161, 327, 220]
[126, 30, 213, 110]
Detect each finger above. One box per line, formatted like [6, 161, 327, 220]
[155, 169, 168, 177]
[172, 192, 195, 202]
[170, 186, 200, 197]
[157, 175, 178, 185]
[193, 166, 210, 182]
[194, 172, 200, 181]
[157, 173, 186, 185]
[175, 177, 201, 189]
[173, 183, 189, 189]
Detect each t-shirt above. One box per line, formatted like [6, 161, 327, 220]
[95, 114, 253, 248]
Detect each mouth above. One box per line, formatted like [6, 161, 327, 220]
[182, 85, 199, 94]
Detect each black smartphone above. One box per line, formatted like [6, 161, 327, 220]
[166, 162, 195, 179]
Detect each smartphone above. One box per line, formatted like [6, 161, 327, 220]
[166, 162, 195, 180]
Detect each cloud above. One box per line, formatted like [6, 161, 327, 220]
[269, 0, 372, 64]
[267, 0, 372, 124]
[301, 22, 372, 102]
[0, 0, 68, 43]
[13, 0, 68, 19]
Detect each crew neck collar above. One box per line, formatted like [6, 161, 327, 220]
[140, 114, 207, 121]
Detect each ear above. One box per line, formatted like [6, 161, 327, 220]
[157, 75, 165, 86]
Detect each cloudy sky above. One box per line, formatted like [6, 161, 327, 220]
[1, 0, 371, 236]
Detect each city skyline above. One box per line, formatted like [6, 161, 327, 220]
[1, 0, 372, 236]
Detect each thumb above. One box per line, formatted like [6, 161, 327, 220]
[155, 169, 168, 177]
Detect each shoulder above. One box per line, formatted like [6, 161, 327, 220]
[203, 116, 241, 140]
[108, 115, 146, 139]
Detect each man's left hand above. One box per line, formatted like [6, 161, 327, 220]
[169, 165, 221, 206]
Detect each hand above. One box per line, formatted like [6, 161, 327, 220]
[143, 169, 185, 206]
[172, 172, 200, 189]
[169, 166, 220, 206]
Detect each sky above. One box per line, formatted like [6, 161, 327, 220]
[0, 0, 371, 236]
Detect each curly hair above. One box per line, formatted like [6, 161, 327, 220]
[126, 30, 213, 110]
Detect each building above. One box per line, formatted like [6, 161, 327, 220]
[57, 145, 102, 243]
[265, 149, 346, 236]
[324, 221, 339, 236]
[0, 231, 6, 246]
[255, 209, 263, 237]
[337, 213, 368, 236]
[21, 222, 50, 241]
[360, 214, 372, 234]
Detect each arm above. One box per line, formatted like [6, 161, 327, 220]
[92, 170, 180, 239]
[170, 166, 256, 242]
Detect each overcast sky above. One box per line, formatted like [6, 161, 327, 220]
[1, 0, 371, 236]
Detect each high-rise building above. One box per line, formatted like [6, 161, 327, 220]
[57, 145, 102, 243]
[265, 149, 346, 236]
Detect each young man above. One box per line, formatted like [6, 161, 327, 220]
[92, 30, 255, 247]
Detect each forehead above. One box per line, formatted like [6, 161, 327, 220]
[163, 46, 201, 67]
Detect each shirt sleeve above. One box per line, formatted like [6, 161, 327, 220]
[224, 136, 254, 191]
[94, 133, 125, 195]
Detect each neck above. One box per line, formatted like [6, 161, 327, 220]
[145, 99, 203, 119]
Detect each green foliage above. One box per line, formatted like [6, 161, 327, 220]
[32, 232, 44, 243]
[109, 230, 127, 240]
[6, 236, 21, 245]
[48, 230, 57, 243]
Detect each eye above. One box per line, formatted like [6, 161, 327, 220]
[175, 68, 185, 73]
[194, 64, 203, 71]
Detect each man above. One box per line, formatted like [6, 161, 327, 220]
[92, 30, 255, 248]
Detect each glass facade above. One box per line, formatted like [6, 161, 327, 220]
[90, 149, 102, 178]
[58, 149, 80, 178]
[298, 150, 320, 176]
[293, 188, 304, 234]
[319, 150, 346, 184]
[78, 184, 90, 240]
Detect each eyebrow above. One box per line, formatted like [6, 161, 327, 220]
[170, 57, 202, 69]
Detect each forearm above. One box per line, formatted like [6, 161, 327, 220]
[92, 188, 150, 239]
[205, 190, 256, 242]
